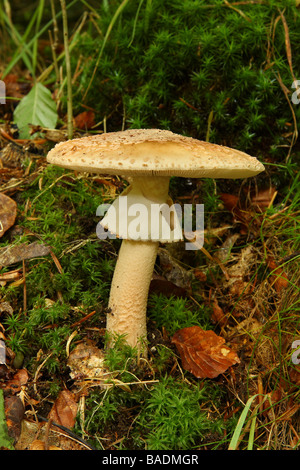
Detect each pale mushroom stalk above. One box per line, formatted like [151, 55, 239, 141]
[103, 174, 178, 352]
[107, 239, 159, 352]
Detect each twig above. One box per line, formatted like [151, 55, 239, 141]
[266, 11, 298, 162]
[44, 418, 53, 451]
[223, 0, 251, 21]
[60, 0, 73, 139]
[33, 353, 53, 397]
[71, 311, 97, 328]
[22, 259, 27, 314]
[278, 9, 297, 84]
[36, 415, 96, 450]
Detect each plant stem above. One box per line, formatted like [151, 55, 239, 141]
[60, 0, 73, 139]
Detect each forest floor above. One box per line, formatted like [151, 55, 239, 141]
[0, 1, 300, 452]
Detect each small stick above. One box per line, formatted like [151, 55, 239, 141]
[22, 260, 27, 314]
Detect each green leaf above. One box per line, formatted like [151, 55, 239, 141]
[13, 82, 58, 139]
[0, 390, 14, 450]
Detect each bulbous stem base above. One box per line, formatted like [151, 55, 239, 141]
[107, 239, 159, 355]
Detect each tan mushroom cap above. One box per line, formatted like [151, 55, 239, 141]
[46, 128, 265, 178]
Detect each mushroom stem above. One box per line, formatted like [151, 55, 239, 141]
[103, 175, 182, 354]
[107, 239, 159, 353]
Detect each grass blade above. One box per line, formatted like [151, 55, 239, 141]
[228, 394, 259, 450]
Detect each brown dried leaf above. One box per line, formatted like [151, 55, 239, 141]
[150, 273, 188, 298]
[0, 241, 51, 267]
[67, 340, 106, 380]
[217, 233, 240, 263]
[3, 74, 31, 102]
[4, 395, 25, 444]
[29, 439, 62, 450]
[29, 439, 46, 450]
[0, 301, 13, 316]
[251, 186, 277, 211]
[193, 268, 207, 282]
[211, 299, 228, 327]
[171, 325, 240, 379]
[28, 125, 67, 143]
[0, 193, 17, 238]
[3, 369, 29, 393]
[289, 365, 300, 386]
[0, 269, 22, 287]
[220, 193, 253, 234]
[158, 247, 193, 291]
[74, 111, 95, 130]
[267, 257, 289, 292]
[48, 390, 78, 429]
[0, 143, 26, 169]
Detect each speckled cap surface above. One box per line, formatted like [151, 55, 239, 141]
[46, 128, 265, 178]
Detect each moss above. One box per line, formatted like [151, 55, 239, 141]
[148, 293, 211, 337]
[73, 0, 300, 161]
[136, 376, 224, 450]
[1, 165, 113, 370]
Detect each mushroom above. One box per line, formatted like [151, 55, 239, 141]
[46, 128, 264, 354]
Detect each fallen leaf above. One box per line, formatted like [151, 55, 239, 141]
[211, 299, 228, 327]
[0, 269, 22, 286]
[251, 186, 277, 211]
[74, 110, 95, 130]
[158, 247, 193, 292]
[220, 193, 251, 231]
[0, 167, 24, 184]
[0, 301, 14, 315]
[0, 143, 26, 169]
[0, 241, 51, 267]
[224, 245, 256, 295]
[149, 273, 188, 298]
[3, 74, 31, 103]
[220, 193, 261, 234]
[267, 256, 289, 292]
[15, 419, 61, 450]
[193, 268, 207, 282]
[67, 340, 107, 380]
[3, 369, 29, 393]
[48, 390, 78, 429]
[171, 325, 240, 379]
[29, 439, 47, 450]
[29, 439, 62, 450]
[4, 395, 25, 444]
[28, 125, 67, 143]
[289, 365, 300, 386]
[0, 193, 17, 238]
[217, 233, 240, 263]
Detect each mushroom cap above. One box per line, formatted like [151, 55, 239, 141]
[46, 128, 265, 178]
